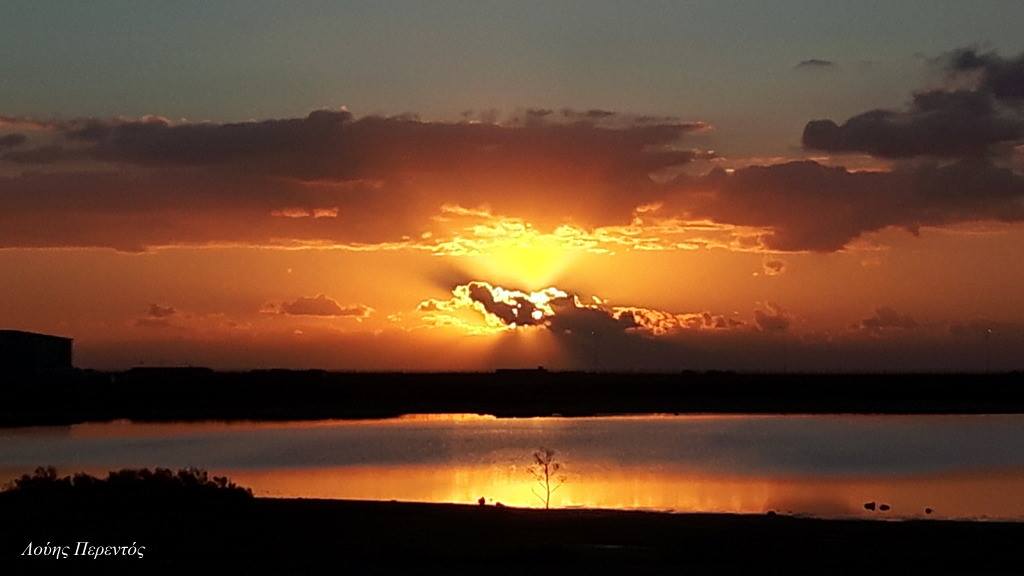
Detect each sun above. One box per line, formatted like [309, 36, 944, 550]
[463, 230, 578, 289]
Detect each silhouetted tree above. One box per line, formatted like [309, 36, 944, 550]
[529, 447, 566, 509]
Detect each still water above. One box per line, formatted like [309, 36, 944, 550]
[2, 414, 1024, 520]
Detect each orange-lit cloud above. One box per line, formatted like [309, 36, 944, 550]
[761, 258, 786, 276]
[264, 295, 373, 319]
[0, 110, 711, 252]
[855, 307, 918, 334]
[3, 105, 1022, 255]
[417, 281, 744, 339]
[147, 304, 177, 318]
[754, 303, 792, 333]
[669, 160, 1024, 251]
[271, 207, 339, 219]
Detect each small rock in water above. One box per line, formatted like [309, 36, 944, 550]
[925, 507, 933, 515]
[864, 502, 876, 511]
[879, 504, 891, 512]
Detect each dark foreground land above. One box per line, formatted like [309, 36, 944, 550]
[1, 471, 1021, 574]
[4, 369, 1024, 427]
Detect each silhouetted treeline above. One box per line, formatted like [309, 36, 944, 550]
[3, 467, 252, 501]
[3, 368, 1024, 426]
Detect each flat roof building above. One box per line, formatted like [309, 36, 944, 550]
[0, 330, 73, 373]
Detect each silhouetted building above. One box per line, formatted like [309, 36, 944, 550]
[0, 330, 73, 373]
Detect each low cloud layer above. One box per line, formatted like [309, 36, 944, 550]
[406, 281, 1024, 371]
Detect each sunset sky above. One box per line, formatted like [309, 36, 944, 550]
[2, 1, 1023, 370]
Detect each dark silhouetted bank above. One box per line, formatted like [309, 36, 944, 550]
[3, 369, 1024, 427]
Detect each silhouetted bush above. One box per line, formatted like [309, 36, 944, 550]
[2, 466, 252, 502]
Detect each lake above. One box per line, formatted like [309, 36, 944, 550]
[2, 414, 1023, 520]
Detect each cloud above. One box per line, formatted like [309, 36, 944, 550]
[2, 105, 1023, 255]
[463, 282, 553, 327]
[271, 207, 339, 219]
[560, 108, 618, 121]
[0, 109, 708, 251]
[670, 160, 1024, 251]
[762, 258, 786, 276]
[795, 59, 834, 69]
[946, 48, 1024, 103]
[615, 308, 744, 334]
[269, 295, 374, 318]
[147, 304, 177, 318]
[802, 48, 1024, 158]
[85, 318, 1024, 372]
[418, 281, 746, 341]
[7, 109, 705, 181]
[0, 116, 56, 130]
[133, 303, 179, 328]
[855, 306, 917, 333]
[423, 207, 756, 257]
[754, 303, 791, 333]
[550, 299, 641, 337]
[410, 283, 1024, 371]
[417, 282, 568, 331]
[802, 91, 1022, 158]
[0, 133, 26, 149]
[5, 154, 1019, 255]
[1, 144, 82, 164]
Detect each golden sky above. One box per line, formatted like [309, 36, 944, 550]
[2, 46, 1024, 371]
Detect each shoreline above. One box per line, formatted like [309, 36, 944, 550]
[6, 409, 1024, 431]
[248, 496, 1024, 524]
[3, 495, 1022, 572]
